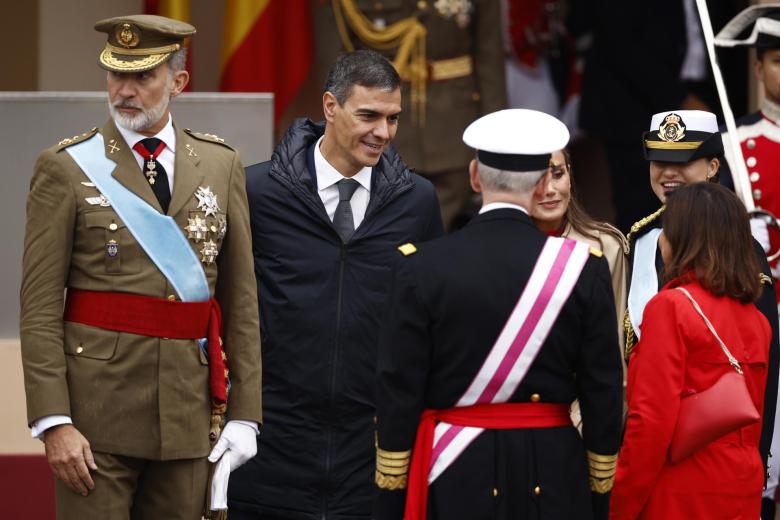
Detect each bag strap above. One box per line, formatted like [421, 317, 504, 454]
[675, 287, 743, 375]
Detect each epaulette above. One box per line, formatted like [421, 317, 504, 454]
[184, 128, 234, 150]
[760, 273, 773, 286]
[589, 247, 603, 258]
[625, 206, 666, 250]
[55, 127, 99, 151]
[397, 243, 417, 256]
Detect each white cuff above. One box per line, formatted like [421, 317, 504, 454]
[31, 415, 72, 440]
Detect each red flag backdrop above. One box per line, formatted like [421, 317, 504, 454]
[220, 0, 313, 124]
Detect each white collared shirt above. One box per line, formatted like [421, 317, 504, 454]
[479, 202, 529, 215]
[314, 136, 372, 229]
[115, 112, 177, 193]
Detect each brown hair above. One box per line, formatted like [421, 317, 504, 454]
[662, 182, 761, 303]
[559, 150, 625, 245]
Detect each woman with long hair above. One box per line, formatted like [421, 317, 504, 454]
[609, 182, 771, 519]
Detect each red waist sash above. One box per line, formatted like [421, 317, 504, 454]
[405, 402, 571, 520]
[64, 288, 228, 404]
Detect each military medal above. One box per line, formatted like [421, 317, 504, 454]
[185, 215, 209, 242]
[132, 140, 167, 185]
[106, 239, 119, 257]
[200, 239, 218, 264]
[195, 186, 220, 217]
[434, 0, 473, 28]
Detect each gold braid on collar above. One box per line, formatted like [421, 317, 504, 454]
[625, 206, 666, 251]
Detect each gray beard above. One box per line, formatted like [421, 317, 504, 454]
[108, 91, 171, 133]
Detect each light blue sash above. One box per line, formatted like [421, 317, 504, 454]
[627, 227, 662, 340]
[66, 133, 210, 302]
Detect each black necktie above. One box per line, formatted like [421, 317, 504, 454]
[139, 137, 171, 214]
[334, 179, 360, 242]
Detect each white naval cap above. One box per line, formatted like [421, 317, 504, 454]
[648, 110, 718, 133]
[463, 109, 570, 172]
[715, 4, 780, 48]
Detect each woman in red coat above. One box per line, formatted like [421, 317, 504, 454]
[609, 182, 772, 519]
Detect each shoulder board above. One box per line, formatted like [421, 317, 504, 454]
[55, 127, 99, 151]
[398, 243, 417, 256]
[589, 247, 603, 258]
[625, 206, 665, 247]
[184, 128, 235, 150]
[760, 273, 773, 286]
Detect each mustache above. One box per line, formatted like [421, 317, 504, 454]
[112, 98, 142, 110]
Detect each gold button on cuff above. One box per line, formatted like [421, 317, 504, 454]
[530, 393, 541, 402]
[109, 223, 118, 231]
[533, 485, 541, 495]
[76, 345, 84, 354]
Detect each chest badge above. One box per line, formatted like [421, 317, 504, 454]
[106, 239, 119, 257]
[185, 215, 209, 242]
[195, 186, 220, 217]
[200, 239, 219, 265]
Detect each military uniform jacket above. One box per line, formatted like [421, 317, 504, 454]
[375, 209, 624, 520]
[313, 0, 507, 174]
[625, 209, 779, 479]
[20, 119, 262, 460]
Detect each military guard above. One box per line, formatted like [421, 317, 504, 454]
[624, 110, 779, 508]
[20, 15, 261, 519]
[716, 6, 780, 516]
[313, 0, 507, 230]
[373, 109, 624, 520]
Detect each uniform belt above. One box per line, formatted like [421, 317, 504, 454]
[427, 55, 473, 81]
[405, 402, 570, 520]
[63, 288, 228, 404]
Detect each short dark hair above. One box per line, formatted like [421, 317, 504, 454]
[662, 182, 761, 303]
[323, 49, 401, 105]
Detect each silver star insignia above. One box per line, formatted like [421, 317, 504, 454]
[195, 186, 220, 217]
[200, 239, 219, 264]
[185, 215, 209, 242]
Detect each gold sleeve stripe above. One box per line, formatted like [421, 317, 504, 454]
[589, 460, 617, 471]
[586, 451, 618, 463]
[376, 464, 409, 476]
[590, 475, 614, 494]
[377, 457, 410, 468]
[589, 468, 617, 479]
[377, 447, 412, 460]
[375, 470, 408, 490]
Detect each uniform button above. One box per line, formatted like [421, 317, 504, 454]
[754, 189, 763, 200]
[492, 487, 499, 497]
[471, 92, 481, 102]
[747, 157, 757, 167]
[109, 223, 118, 231]
[751, 172, 760, 182]
[530, 393, 541, 402]
[747, 139, 756, 149]
[533, 485, 541, 495]
[167, 294, 176, 301]
[417, 0, 428, 9]
[76, 345, 84, 354]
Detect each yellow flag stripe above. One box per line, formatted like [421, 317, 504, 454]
[222, 0, 271, 68]
[159, 0, 190, 22]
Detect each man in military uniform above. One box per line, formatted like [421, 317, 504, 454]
[313, 0, 507, 230]
[715, 8, 780, 516]
[374, 109, 624, 520]
[624, 110, 779, 515]
[20, 15, 261, 519]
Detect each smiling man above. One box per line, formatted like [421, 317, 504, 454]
[20, 14, 261, 520]
[229, 50, 443, 519]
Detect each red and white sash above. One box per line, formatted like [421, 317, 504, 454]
[428, 237, 591, 484]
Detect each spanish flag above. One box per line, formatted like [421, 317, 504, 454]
[220, 0, 313, 124]
[144, 0, 193, 91]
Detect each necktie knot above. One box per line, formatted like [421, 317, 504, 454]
[140, 137, 164, 154]
[337, 178, 360, 202]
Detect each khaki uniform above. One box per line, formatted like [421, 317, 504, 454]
[313, 0, 507, 229]
[20, 119, 261, 515]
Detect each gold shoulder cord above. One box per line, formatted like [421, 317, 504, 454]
[623, 308, 635, 361]
[332, 0, 427, 124]
[625, 205, 666, 250]
[586, 451, 618, 494]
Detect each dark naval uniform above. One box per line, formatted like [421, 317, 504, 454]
[624, 208, 780, 480]
[374, 208, 624, 520]
[313, 0, 507, 229]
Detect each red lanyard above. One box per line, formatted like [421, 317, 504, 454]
[132, 140, 167, 185]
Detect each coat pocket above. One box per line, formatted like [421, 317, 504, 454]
[84, 210, 138, 275]
[63, 321, 119, 360]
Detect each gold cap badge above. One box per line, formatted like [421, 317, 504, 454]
[657, 113, 686, 142]
[116, 23, 140, 48]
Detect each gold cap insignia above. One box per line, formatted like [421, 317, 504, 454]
[116, 23, 140, 48]
[658, 113, 686, 143]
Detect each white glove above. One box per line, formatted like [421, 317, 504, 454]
[207, 420, 258, 470]
[750, 217, 771, 253]
[210, 451, 231, 511]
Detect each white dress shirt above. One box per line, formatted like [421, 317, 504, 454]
[115, 112, 177, 193]
[314, 136, 372, 229]
[479, 202, 529, 215]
